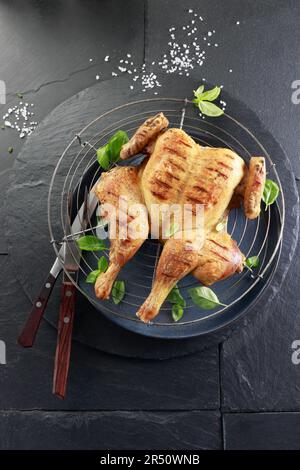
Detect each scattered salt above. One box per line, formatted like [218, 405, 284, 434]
[2, 101, 37, 139]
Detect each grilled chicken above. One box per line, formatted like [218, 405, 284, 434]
[94, 167, 148, 299]
[94, 113, 266, 322]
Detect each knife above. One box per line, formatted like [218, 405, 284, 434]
[52, 189, 90, 398]
[18, 188, 99, 348]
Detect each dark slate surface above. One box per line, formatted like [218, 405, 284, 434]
[0, 0, 145, 95]
[0, 0, 145, 253]
[146, 0, 300, 176]
[0, 410, 221, 450]
[221, 225, 300, 412]
[224, 412, 300, 450]
[1, 0, 300, 450]
[0, 256, 220, 410]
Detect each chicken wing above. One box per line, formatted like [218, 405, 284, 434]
[120, 112, 169, 160]
[243, 157, 266, 219]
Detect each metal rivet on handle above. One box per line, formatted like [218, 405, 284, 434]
[45, 283, 51, 288]
[36, 301, 42, 308]
[65, 290, 72, 297]
[63, 317, 70, 324]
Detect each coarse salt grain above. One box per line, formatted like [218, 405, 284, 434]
[3, 101, 37, 138]
[98, 10, 230, 99]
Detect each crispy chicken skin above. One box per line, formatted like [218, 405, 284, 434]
[243, 157, 266, 219]
[94, 113, 266, 322]
[93, 167, 148, 299]
[120, 112, 169, 160]
[193, 232, 244, 286]
[137, 231, 202, 323]
[142, 129, 245, 231]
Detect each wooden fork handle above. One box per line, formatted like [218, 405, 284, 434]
[53, 282, 76, 399]
[18, 273, 57, 348]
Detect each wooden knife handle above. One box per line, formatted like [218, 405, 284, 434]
[18, 273, 57, 348]
[53, 282, 76, 399]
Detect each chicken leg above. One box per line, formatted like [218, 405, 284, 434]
[94, 166, 149, 299]
[137, 229, 203, 323]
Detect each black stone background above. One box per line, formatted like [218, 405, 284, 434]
[1, 0, 300, 450]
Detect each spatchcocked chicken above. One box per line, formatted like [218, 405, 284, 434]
[94, 113, 266, 323]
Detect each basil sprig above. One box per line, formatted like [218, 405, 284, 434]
[76, 235, 106, 251]
[167, 285, 186, 307]
[189, 286, 227, 310]
[172, 304, 184, 322]
[112, 280, 125, 304]
[97, 130, 129, 169]
[245, 255, 260, 269]
[193, 85, 224, 117]
[86, 256, 108, 284]
[166, 285, 186, 322]
[262, 179, 279, 210]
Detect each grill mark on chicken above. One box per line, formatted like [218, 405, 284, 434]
[187, 196, 207, 205]
[218, 161, 233, 171]
[151, 178, 172, 190]
[165, 170, 180, 181]
[207, 239, 229, 250]
[163, 146, 186, 159]
[161, 272, 177, 279]
[167, 159, 185, 172]
[224, 153, 235, 160]
[208, 249, 230, 263]
[177, 138, 193, 148]
[150, 190, 168, 200]
[207, 167, 228, 179]
[193, 184, 209, 194]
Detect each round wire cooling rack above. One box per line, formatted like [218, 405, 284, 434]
[48, 98, 284, 335]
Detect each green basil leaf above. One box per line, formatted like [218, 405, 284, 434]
[172, 304, 184, 322]
[112, 280, 125, 305]
[196, 86, 221, 102]
[166, 285, 186, 307]
[198, 100, 224, 117]
[262, 179, 279, 209]
[245, 255, 260, 269]
[188, 286, 227, 310]
[164, 221, 180, 238]
[108, 130, 129, 162]
[86, 270, 100, 284]
[76, 235, 106, 251]
[98, 255, 108, 272]
[8, 146, 13, 154]
[97, 145, 110, 169]
[193, 85, 205, 98]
